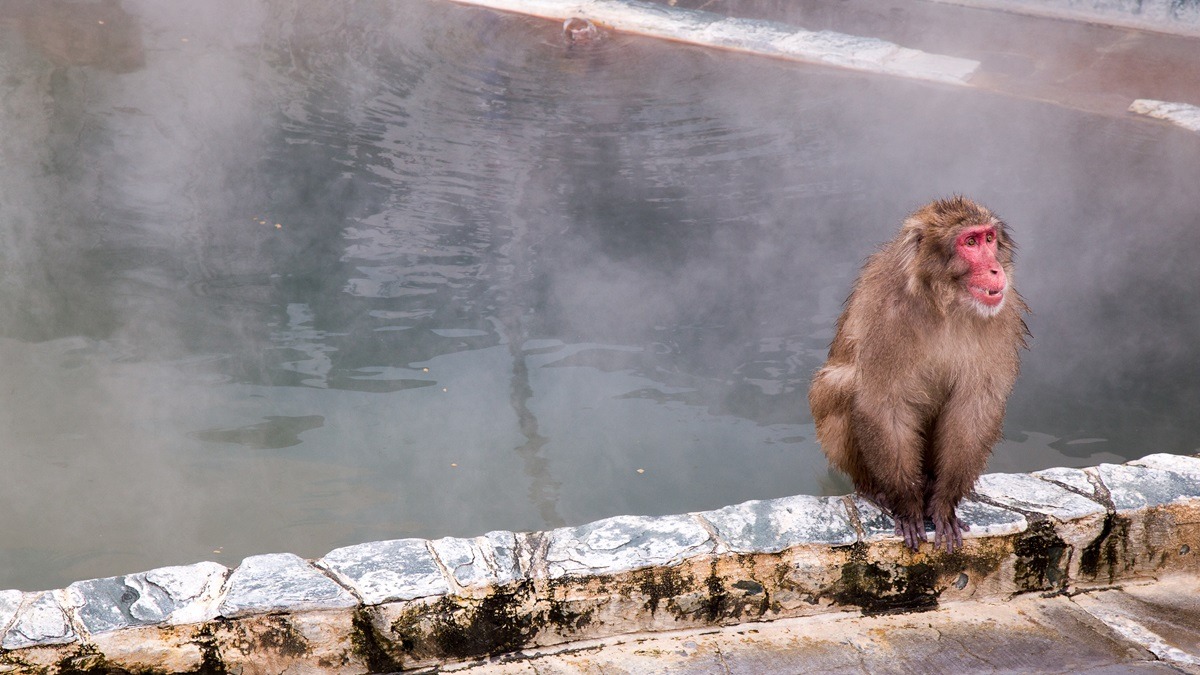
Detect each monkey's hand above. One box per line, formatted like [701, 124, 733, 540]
[893, 513, 927, 552]
[931, 512, 967, 553]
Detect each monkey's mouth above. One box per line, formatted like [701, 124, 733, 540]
[969, 285, 1005, 307]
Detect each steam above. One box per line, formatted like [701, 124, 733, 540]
[0, 0, 1197, 591]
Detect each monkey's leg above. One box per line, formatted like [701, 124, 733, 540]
[927, 396, 1000, 553]
[850, 402, 927, 551]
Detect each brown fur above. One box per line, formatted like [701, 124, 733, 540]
[809, 197, 1029, 552]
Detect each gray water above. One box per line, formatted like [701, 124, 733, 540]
[1, 0, 1198, 591]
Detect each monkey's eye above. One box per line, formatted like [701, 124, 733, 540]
[965, 236, 977, 247]
[986, 233, 995, 243]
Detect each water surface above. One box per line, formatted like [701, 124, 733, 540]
[1, 0, 1198, 590]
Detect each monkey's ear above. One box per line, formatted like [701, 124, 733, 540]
[896, 219, 923, 270]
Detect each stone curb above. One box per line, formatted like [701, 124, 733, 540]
[2, 453, 1199, 673]
[929, 0, 1200, 38]
[447, 0, 981, 85]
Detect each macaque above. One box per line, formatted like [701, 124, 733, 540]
[809, 197, 1029, 553]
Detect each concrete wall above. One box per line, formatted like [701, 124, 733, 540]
[2, 452, 1199, 673]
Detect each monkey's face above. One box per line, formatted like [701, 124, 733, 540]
[955, 224, 1008, 316]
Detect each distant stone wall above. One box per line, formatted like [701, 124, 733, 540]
[2, 452, 1199, 673]
[929, 0, 1200, 36]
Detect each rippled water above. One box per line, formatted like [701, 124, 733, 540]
[1, 0, 1198, 590]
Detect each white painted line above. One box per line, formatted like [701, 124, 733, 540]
[446, 0, 979, 85]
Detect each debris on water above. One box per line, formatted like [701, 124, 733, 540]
[563, 17, 601, 47]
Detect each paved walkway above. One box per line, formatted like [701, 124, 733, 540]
[444, 574, 1200, 674]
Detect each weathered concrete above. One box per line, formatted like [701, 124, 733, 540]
[444, 575, 1200, 674]
[2, 452, 1199, 673]
[931, 0, 1200, 37]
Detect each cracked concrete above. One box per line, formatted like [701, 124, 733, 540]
[445, 577, 1200, 674]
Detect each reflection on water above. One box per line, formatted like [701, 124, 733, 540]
[1, 0, 1198, 590]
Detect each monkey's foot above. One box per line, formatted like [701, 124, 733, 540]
[893, 514, 927, 552]
[931, 513, 967, 553]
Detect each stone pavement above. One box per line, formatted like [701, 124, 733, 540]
[446, 575, 1200, 674]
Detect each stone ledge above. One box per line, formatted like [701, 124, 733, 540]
[2, 452, 1199, 673]
[447, 0, 981, 85]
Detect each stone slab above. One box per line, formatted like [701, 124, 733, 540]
[544, 514, 715, 578]
[699, 495, 856, 552]
[1131, 453, 1200, 479]
[975, 471, 1107, 521]
[0, 589, 22, 635]
[218, 553, 357, 618]
[319, 538, 450, 605]
[430, 530, 522, 589]
[1, 591, 75, 650]
[1095, 461, 1200, 511]
[1033, 466, 1097, 496]
[956, 498, 1028, 538]
[65, 561, 228, 634]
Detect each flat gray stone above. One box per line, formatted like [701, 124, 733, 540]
[1130, 453, 1200, 478]
[1095, 461, 1200, 511]
[66, 562, 228, 634]
[1, 591, 76, 650]
[975, 472, 1107, 521]
[544, 514, 715, 578]
[430, 531, 521, 588]
[957, 499, 1027, 537]
[1034, 467, 1096, 496]
[700, 495, 856, 552]
[218, 553, 357, 618]
[320, 539, 450, 605]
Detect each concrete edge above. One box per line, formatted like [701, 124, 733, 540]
[926, 0, 1200, 38]
[443, 0, 1200, 137]
[446, 0, 981, 85]
[2, 451, 1199, 673]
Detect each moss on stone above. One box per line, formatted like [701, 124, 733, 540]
[1013, 520, 1069, 592]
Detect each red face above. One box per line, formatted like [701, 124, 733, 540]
[955, 225, 1006, 311]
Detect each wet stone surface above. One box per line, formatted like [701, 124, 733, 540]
[1096, 460, 1200, 511]
[544, 514, 716, 578]
[701, 495, 857, 552]
[1032, 466, 1097, 496]
[65, 562, 228, 634]
[955, 499, 1027, 538]
[319, 539, 450, 605]
[430, 531, 522, 589]
[1, 591, 75, 650]
[975, 472, 1107, 521]
[0, 589, 21, 634]
[1132, 453, 1200, 477]
[217, 552, 357, 618]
